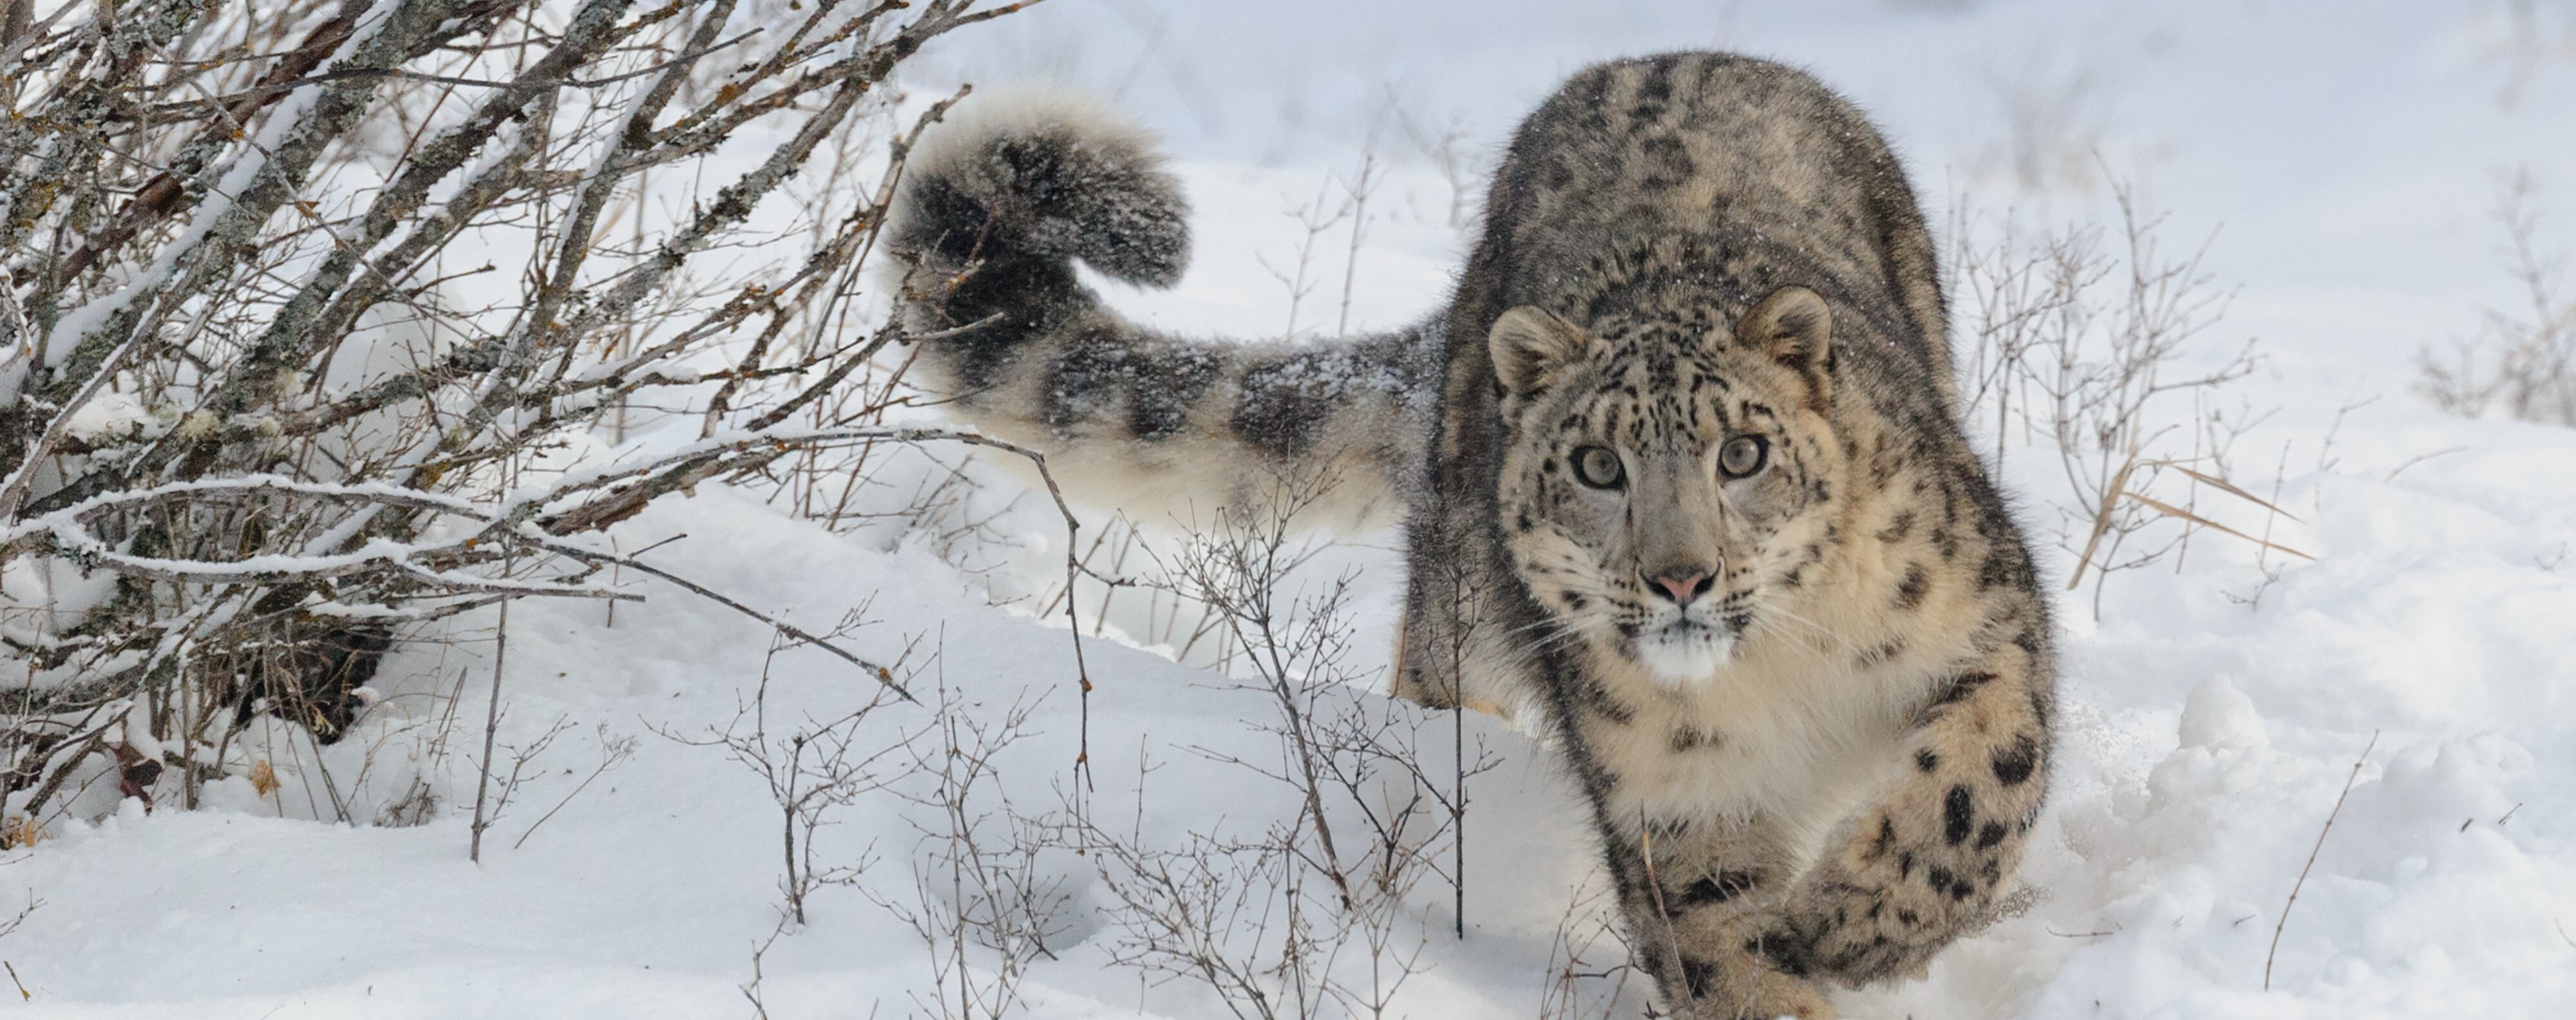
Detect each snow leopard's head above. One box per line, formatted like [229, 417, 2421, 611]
[1490, 284, 1851, 688]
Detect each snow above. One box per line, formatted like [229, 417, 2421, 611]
[7, 1, 2576, 1017]
[56, 392, 159, 444]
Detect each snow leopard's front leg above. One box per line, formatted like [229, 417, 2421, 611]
[1758, 649, 2053, 983]
[1564, 704, 1832, 1018]
[1607, 817, 1833, 1019]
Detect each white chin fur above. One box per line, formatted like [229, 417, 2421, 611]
[1633, 629, 1737, 689]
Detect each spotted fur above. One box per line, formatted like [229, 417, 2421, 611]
[892, 56, 2055, 1019]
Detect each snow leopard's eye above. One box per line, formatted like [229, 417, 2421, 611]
[1718, 435, 1769, 480]
[1571, 446, 1625, 489]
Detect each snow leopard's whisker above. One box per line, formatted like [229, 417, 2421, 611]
[1753, 604, 1852, 663]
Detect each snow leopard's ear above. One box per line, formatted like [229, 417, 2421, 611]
[1738, 286, 1833, 408]
[1488, 307, 1595, 407]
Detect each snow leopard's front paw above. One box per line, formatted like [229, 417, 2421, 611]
[1754, 869, 1944, 985]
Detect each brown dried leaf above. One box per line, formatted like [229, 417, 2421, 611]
[2123, 492, 2316, 561]
[0, 816, 47, 849]
[2141, 460, 2306, 523]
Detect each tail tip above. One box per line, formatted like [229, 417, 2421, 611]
[902, 89, 1190, 288]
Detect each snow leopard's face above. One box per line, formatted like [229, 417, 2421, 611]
[1490, 288, 1849, 688]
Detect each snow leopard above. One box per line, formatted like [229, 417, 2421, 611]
[890, 53, 2055, 1019]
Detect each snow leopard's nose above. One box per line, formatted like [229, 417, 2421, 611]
[1643, 567, 1714, 607]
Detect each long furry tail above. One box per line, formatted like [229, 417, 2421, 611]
[889, 93, 1437, 530]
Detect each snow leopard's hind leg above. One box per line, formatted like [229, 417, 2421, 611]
[888, 94, 1441, 529]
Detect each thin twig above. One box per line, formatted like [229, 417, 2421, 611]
[511, 729, 632, 849]
[2382, 446, 2468, 482]
[2266, 731, 2378, 990]
[468, 596, 510, 864]
[1637, 808, 1693, 1009]
[532, 539, 911, 701]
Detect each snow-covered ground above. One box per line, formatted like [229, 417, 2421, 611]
[10, 1, 2576, 1017]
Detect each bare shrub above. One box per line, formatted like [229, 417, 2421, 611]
[1385, 91, 1481, 231]
[878, 673, 1066, 1020]
[1256, 149, 1387, 342]
[667, 608, 917, 927]
[2418, 169, 2576, 426]
[509, 721, 634, 849]
[1948, 184, 2292, 615]
[1534, 878, 1641, 1020]
[468, 710, 574, 853]
[0, 0, 1044, 827]
[1073, 472, 1495, 1019]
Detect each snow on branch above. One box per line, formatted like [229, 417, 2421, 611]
[0, 0, 1045, 822]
